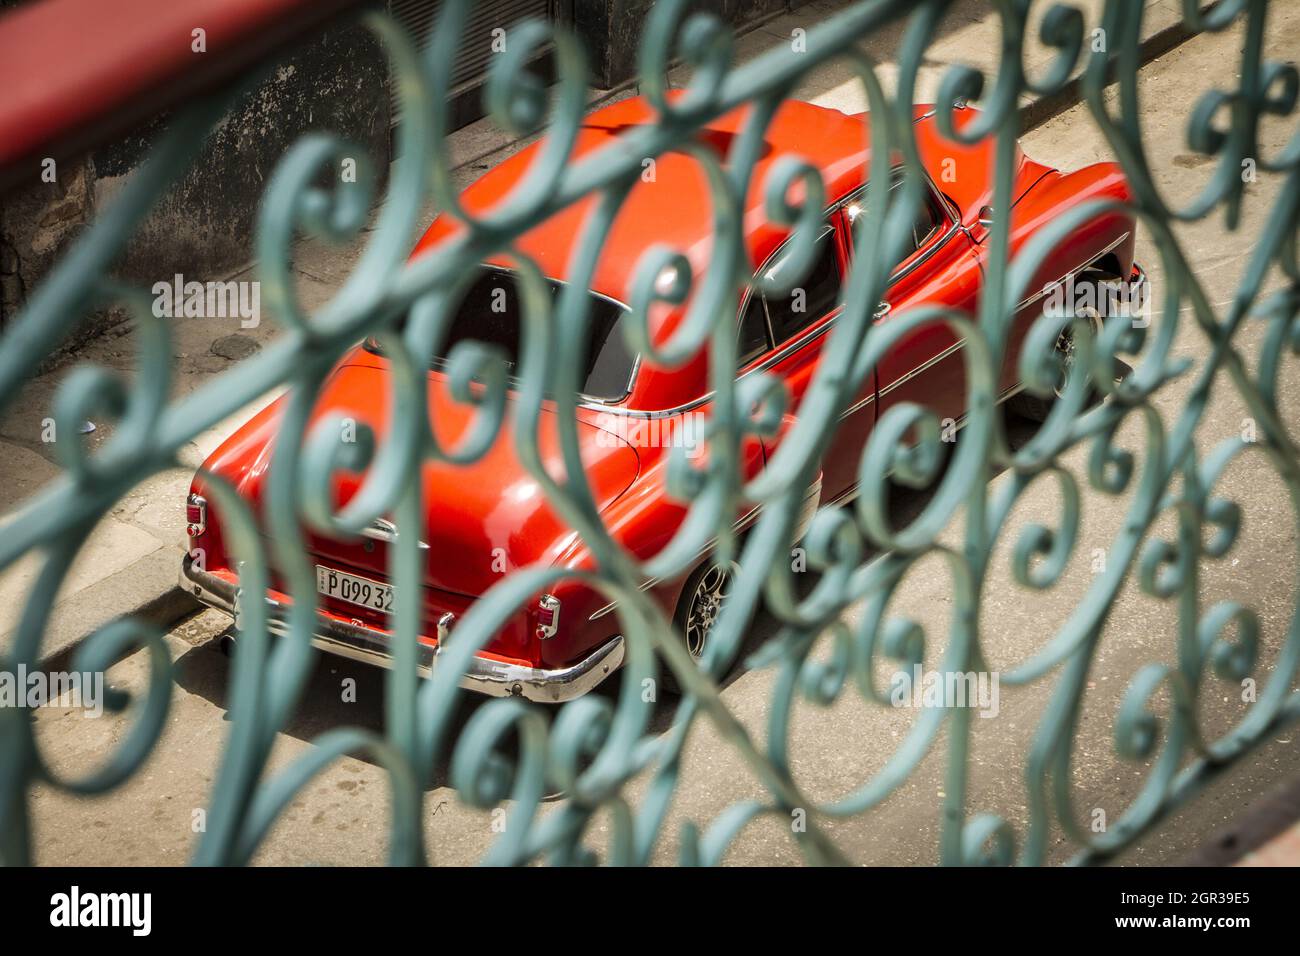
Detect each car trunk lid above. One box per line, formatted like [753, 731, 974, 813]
[246, 357, 639, 601]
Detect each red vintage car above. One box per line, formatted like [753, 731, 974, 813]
[180, 97, 1145, 702]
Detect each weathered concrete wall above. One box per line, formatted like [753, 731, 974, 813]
[0, 0, 97, 341]
[575, 0, 792, 90]
[94, 19, 390, 289]
[0, 159, 96, 343]
[0, 13, 390, 343]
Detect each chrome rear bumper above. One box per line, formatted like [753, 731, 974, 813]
[179, 556, 624, 703]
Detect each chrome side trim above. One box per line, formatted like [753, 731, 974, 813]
[848, 232, 1132, 424]
[586, 506, 758, 620]
[825, 482, 859, 508]
[1012, 231, 1131, 313]
[582, 166, 962, 420]
[587, 478, 821, 622]
[180, 556, 624, 703]
[832, 338, 966, 426]
[877, 340, 966, 399]
[838, 390, 876, 421]
[588, 576, 662, 622]
[822, 378, 1029, 509]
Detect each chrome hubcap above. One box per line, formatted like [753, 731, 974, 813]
[1053, 306, 1101, 399]
[685, 563, 736, 659]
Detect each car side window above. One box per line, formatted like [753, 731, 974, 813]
[737, 293, 769, 368]
[844, 173, 947, 264]
[911, 194, 941, 249]
[387, 266, 638, 402]
[761, 228, 841, 345]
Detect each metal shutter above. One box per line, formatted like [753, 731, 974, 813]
[387, 0, 551, 122]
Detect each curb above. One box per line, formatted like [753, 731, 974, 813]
[33, 546, 200, 672]
[1020, 0, 1223, 132]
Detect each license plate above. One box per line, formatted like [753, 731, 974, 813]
[316, 566, 394, 613]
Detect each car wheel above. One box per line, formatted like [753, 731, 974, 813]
[1008, 289, 1104, 424]
[663, 559, 740, 695]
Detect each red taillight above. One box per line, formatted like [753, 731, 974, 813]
[535, 594, 560, 640]
[186, 493, 207, 538]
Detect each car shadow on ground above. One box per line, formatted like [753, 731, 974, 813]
[173, 409, 1042, 792]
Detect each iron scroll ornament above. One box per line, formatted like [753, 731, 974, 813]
[0, 0, 1296, 866]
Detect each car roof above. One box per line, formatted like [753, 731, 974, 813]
[404, 98, 1028, 411]
[411, 96, 873, 305]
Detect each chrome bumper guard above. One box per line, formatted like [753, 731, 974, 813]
[179, 556, 624, 703]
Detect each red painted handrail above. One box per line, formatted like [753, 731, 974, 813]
[0, 0, 363, 193]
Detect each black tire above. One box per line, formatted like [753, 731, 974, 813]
[1006, 388, 1059, 424]
[661, 559, 740, 696]
[1007, 274, 1108, 423]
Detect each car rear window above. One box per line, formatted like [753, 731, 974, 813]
[370, 266, 637, 402]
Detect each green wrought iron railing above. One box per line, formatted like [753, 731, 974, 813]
[1, 0, 1298, 866]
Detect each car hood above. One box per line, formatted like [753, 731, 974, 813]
[210, 357, 640, 598]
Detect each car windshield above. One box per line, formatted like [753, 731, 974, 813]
[368, 266, 638, 402]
